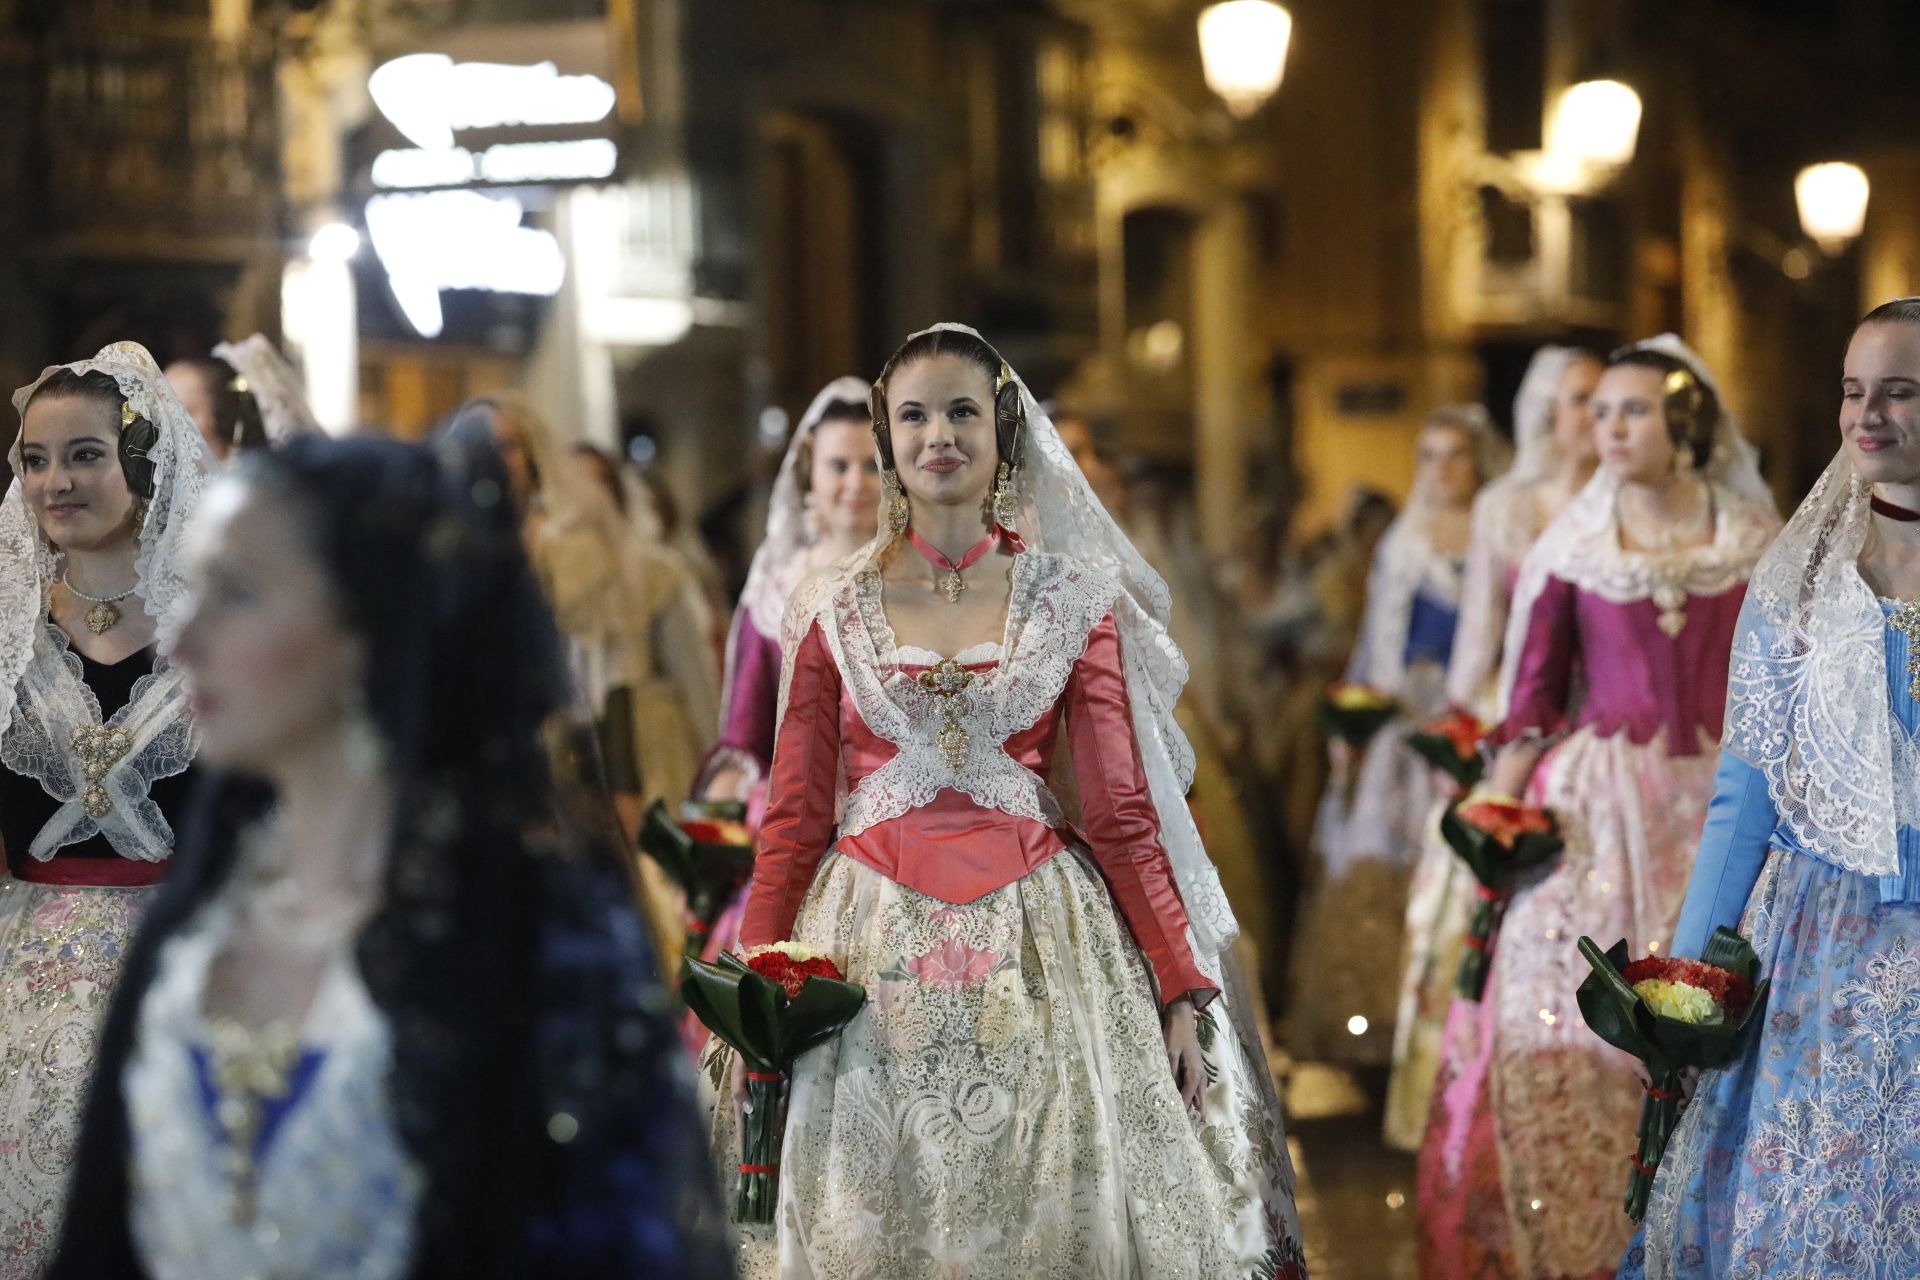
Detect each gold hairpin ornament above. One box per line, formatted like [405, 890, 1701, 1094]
[120, 402, 136, 429]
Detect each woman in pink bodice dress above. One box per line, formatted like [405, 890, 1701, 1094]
[712, 324, 1303, 1279]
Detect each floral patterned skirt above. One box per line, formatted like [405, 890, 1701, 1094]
[1623, 849, 1920, 1280]
[714, 850, 1304, 1280]
[0, 877, 149, 1277]
[1415, 731, 1713, 1280]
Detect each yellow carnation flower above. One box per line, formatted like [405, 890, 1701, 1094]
[1632, 977, 1722, 1025]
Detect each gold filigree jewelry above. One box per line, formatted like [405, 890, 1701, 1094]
[916, 658, 976, 770]
[882, 471, 909, 535]
[204, 1013, 303, 1224]
[992, 462, 1018, 528]
[1890, 601, 1920, 700]
[60, 573, 138, 634]
[71, 724, 133, 817]
[120, 401, 136, 429]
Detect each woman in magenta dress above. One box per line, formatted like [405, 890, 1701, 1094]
[713, 323, 1302, 1278]
[1415, 335, 1779, 1280]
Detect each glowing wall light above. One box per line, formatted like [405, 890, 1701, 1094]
[1547, 78, 1642, 170]
[1795, 161, 1870, 255]
[1197, 1, 1294, 119]
[365, 190, 566, 338]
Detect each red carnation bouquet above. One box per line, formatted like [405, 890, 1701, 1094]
[681, 943, 866, 1222]
[1576, 928, 1769, 1220]
[1406, 707, 1487, 791]
[638, 800, 756, 955]
[1441, 792, 1564, 999]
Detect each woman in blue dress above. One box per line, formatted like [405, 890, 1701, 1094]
[49, 433, 730, 1278]
[1623, 296, 1920, 1278]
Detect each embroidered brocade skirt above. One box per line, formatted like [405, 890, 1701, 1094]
[1623, 849, 1920, 1280]
[1289, 712, 1441, 1066]
[713, 850, 1305, 1280]
[1417, 731, 1712, 1280]
[0, 877, 149, 1277]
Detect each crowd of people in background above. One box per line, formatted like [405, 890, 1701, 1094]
[3, 299, 1920, 1278]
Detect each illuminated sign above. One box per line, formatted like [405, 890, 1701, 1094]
[365, 48, 619, 192]
[365, 190, 566, 338]
[368, 53, 616, 150]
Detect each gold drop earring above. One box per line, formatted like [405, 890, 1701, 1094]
[882, 470, 909, 535]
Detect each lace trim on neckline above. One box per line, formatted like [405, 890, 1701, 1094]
[896, 641, 1003, 665]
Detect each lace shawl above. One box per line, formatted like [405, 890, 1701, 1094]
[1496, 334, 1781, 714]
[212, 334, 323, 443]
[779, 325, 1237, 958]
[1721, 449, 1911, 877]
[0, 343, 214, 858]
[1445, 348, 1582, 711]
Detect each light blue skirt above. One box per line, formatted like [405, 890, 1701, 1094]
[1622, 848, 1920, 1279]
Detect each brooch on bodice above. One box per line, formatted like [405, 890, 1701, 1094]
[915, 658, 977, 770]
[71, 723, 132, 818]
[1650, 558, 1691, 638]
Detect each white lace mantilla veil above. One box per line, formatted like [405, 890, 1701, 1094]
[1494, 333, 1781, 714]
[1348, 403, 1510, 696]
[211, 334, 322, 443]
[778, 323, 1238, 959]
[716, 375, 871, 741]
[1445, 348, 1576, 710]
[1722, 446, 1907, 879]
[0, 342, 216, 859]
[740, 376, 872, 641]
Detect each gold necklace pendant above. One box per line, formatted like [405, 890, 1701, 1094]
[1890, 601, 1920, 700]
[942, 569, 966, 603]
[83, 600, 121, 634]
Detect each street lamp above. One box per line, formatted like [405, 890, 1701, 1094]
[1795, 162, 1870, 255]
[1547, 78, 1642, 171]
[1198, 1, 1293, 119]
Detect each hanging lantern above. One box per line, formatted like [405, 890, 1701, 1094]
[1198, 1, 1294, 119]
[1547, 78, 1642, 170]
[1795, 162, 1870, 255]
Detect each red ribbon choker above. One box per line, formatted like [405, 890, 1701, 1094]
[905, 526, 1023, 602]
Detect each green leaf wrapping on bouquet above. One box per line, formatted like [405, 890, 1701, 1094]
[1574, 930, 1771, 1220]
[1573, 931, 1771, 1074]
[637, 800, 756, 925]
[1437, 806, 1564, 893]
[679, 953, 867, 1073]
[1406, 729, 1486, 790]
[1317, 700, 1400, 749]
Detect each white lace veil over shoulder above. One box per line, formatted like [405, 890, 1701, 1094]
[1348, 403, 1508, 695]
[1444, 349, 1579, 709]
[779, 323, 1238, 958]
[739, 376, 872, 640]
[0, 342, 216, 858]
[1722, 448, 1907, 879]
[1494, 333, 1781, 713]
[212, 334, 323, 444]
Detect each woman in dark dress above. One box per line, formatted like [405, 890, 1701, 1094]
[0, 342, 214, 1272]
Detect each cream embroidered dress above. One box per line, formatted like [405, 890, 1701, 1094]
[711, 324, 1303, 1280]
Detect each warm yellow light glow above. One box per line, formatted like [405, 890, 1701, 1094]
[1796, 162, 1870, 254]
[1547, 79, 1642, 170]
[1198, 1, 1293, 118]
[1346, 1014, 1369, 1036]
